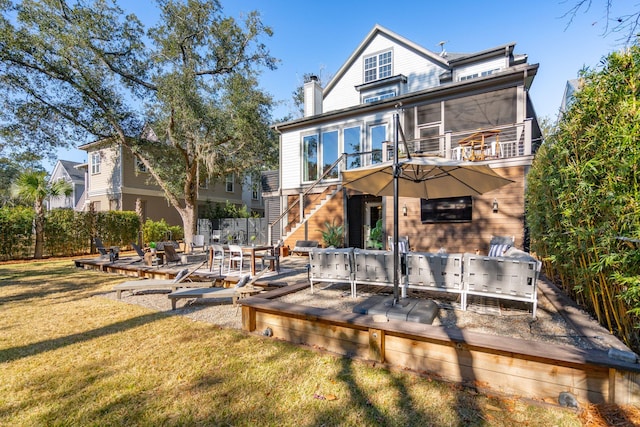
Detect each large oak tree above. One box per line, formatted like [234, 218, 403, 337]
[0, 0, 278, 251]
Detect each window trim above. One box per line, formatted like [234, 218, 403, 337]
[225, 174, 234, 192]
[135, 157, 147, 173]
[91, 152, 101, 175]
[363, 49, 393, 83]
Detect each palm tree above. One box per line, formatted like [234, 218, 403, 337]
[12, 170, 72, 258]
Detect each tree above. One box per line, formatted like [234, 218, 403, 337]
[563, 1, 640, 45]
[11, 170, 72, 258]
[0, 154, 44, 207]
[0, 0, 278, 252]
[526, 45, 640, 352]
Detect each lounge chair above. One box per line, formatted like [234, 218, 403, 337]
[95, 236, 119, 261]
[130, 242, 147, 263]
[163, 244, 183, 266]
[113, 260, 206, 299]
[168, 267, 268, 310]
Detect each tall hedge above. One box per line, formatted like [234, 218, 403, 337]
[0, 206, 35, 260]
[526, 45, 640, 352]
[0, 208, 140, 260]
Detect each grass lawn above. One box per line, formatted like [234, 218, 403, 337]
[0, 259, 631, 426]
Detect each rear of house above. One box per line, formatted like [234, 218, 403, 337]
[267, 25, 541, 254]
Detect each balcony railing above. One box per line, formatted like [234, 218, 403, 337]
[383, 119, 536, 162]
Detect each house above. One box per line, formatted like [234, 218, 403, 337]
[48, 159, 86, 210]
[559, 78, 582, 115]
[76, 140, 261, 226]
[267, 25, 542, 254]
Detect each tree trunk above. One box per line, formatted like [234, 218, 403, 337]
[177, 201, 197, 255]
[135, 198, 144, 247]
[33, 201, 45, 259]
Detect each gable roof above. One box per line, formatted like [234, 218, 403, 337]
[323, 24, 449, 96]
[53, 160, 85, 183]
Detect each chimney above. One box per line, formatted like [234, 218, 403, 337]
[303, 75, 323, 117]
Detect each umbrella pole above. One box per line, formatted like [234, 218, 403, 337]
[393, 113, 400, 305]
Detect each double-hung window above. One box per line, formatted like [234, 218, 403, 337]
[225, 174, 234, 192]
[91, 152, 101, 174]
[364, 50, 392, 83]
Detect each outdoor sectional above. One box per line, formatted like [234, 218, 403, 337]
[308, 247, 541, 318]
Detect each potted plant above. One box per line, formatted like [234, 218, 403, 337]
[369, 219, 383, 249]
[319, 220, 344, 248]
[149, 241, 157, 255]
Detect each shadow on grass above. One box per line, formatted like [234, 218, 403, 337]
[0, 311, 169, 363]
[0, 263, 122, 306]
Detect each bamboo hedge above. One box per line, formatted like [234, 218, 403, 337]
[526, 45, 640, 353]
[0, 208, 140, 260]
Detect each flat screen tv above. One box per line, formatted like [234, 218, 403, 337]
[421, 196, 472, 223]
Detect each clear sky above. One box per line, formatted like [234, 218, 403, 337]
[48, 0, 635, 170]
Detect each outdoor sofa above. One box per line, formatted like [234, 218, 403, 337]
[308, 247, 541, 318]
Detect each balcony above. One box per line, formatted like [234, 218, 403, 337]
[373, 119, 539, 166]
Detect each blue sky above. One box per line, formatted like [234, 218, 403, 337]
[49, 0, 635, 170]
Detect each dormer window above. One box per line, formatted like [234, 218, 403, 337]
[364, 50, 392, 83]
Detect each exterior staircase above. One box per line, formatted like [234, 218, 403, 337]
[281, 184, 341, 244]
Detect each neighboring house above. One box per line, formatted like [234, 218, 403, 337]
[76, 140, 259, 226]
[267, 24, 542, 253]
[559, 78, 582, 115]
[48, 159, 85, 210]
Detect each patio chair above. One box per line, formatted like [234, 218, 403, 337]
[129, 242, 148, 263]
[163, 244, 183, 267]
[260, 240, 283, 273]
[191, 234, 206, 252]
[228, 244, 246, 274]
[113, 260, 206, 299]
[95, 236, 119, 261]
[209, 244, 226, 275]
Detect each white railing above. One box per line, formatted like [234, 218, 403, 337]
[391, 120, 535, 162]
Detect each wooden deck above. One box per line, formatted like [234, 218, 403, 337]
[241, 282, 640, 405]
[78, 253, 640, 405]
[74, 252, 214, 281]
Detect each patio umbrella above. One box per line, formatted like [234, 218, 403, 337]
[342, 115, 514, 304]
[341, 156, 514, 199]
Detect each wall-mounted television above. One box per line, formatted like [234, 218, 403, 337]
[421, 196, 473, 223]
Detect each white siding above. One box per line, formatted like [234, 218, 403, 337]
[454, 57, 506, 81]
[324, 33, 446, 112]
[281, 112, 397, 190]
[87, 146, 120, 198]
[281, 131, 302, 190]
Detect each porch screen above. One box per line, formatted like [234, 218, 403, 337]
[444, 87, 516, 132]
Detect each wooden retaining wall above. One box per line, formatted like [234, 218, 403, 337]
[242, 284, 640, 405]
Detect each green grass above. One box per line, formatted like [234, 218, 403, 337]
[0, 259, 584, 426]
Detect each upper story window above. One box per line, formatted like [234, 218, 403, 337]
[459, 68, 500, 82]
[135, 157, 147, 173]
[251, 181, 259, 200]
[363, 89, 396, 104]
[91, 152, 101, 175]
[225, 174, 234, 192]
[364, 50, 392, 83]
